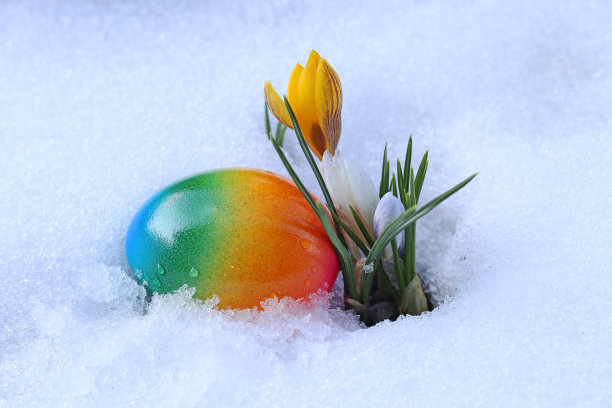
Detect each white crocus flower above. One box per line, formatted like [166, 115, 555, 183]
[321, 150, 379, 257]
[373, 192, 405, 258]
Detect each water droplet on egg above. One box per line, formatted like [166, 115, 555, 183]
[189, 267, 199, 278]
[270, 292, 277, 298]
[300, 239, 312, 249]
[152, 277, 161, 287]
[157, 263, 165, 275]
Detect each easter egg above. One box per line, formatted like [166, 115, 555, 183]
[125, 168, 339, 309]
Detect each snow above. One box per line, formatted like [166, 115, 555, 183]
[1, 0, 611, 406]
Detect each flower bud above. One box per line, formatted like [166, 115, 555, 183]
[321, 150, 379, 249]
[373, 192, 405, 258]
[264, 50, 342, 160]
[397, 275, 428, 316]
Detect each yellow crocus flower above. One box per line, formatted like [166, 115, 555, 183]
[264, 50, 342, 160]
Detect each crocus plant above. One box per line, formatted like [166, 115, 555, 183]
[265, 50, 341, 159]
[264, 50, 477, 325]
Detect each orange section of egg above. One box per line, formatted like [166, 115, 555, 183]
[208, 169, 339, 309]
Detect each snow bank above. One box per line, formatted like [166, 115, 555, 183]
[1, 0, 611, 406]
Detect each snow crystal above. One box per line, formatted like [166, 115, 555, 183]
[1, 0, 611, 406]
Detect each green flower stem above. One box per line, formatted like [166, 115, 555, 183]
[314, 201, 358, 299]
[275, 122, 287, 146]
[282, 96, 348, 251]
[391, 239, 406, 292]
[377, 260, 400, 302]
[349, 205, 375, 247]
[406, 167, 417, 284]
[265, 103, 272, 137]
[268, 134, 317, 210]
[327, 205, 370, 256]
[268, 134, 357, 300]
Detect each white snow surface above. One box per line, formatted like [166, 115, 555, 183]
[1, 1, 611, 406]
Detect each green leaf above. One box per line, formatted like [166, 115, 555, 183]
[409, 223, 416, 282]
[391, 238, 406, 292]
[396, 159, 404, 199]
[384, 159, 390, 195]
[391, 173, 397, 197]
[314, 201, 357, 300]
[377, 260, 400, 302]
[415, 151, 428, 203]
[379, 143, 388, 198]
[369, 172, 477, 266]
[406, 168, 417, 283]
[403, 135, 412, 189]
[362, 172, 478, 303]
[410, 167, 416, 206]
[275, 122, 286, 147]
[326, 204, 370, 256]
[264, 102, 271, 137]
[268, 136, 316, 210]
[349, 205, 375, 247]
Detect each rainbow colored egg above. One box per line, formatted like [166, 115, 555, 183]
[125, 168, 339, 309]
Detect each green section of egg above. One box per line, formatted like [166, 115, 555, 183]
[126, 170, 237, 298]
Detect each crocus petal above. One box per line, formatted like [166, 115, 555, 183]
[344, 155, 379, 239]
[322, 150, 352, 214]
[264, 81, 293, 129]
[374, 192, 405, 256]
[315, 58, 342, 157]
[321, 151, 360, 242]
[298, 60, 327, 159]
[286, 63, 303, 121]
[306, 49, 321, 71]
[321, 150, 379, 244]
